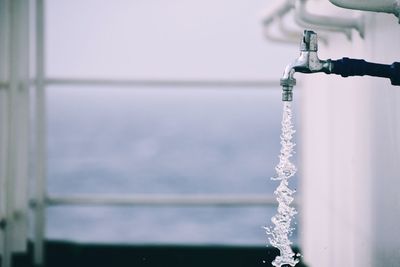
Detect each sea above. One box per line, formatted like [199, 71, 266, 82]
[45, 85, 299, 246]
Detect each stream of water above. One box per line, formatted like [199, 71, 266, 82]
[265, 101, 299, 267]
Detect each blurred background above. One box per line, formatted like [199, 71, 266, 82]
[1, 0, 400, 267]
[43, 0, 299, 245]
[1, 1, 302, 266]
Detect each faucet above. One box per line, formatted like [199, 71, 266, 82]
[281, 30, 400, 101]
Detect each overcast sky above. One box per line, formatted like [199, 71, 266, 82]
[45, 0, 297, 81]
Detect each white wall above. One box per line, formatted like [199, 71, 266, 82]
[299, 7, 400, 267]
[367, 14, 400, 267]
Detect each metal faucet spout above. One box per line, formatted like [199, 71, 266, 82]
[281, 30, 332, 101]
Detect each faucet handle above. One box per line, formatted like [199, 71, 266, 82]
[300, 30, 318, 52]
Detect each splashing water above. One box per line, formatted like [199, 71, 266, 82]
[266, 101, 299, 267]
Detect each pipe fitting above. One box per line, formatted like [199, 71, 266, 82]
[281, 77, 296, 101]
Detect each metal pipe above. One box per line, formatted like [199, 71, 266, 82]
[261, 0, 301, 44]
[277, 13, 303, 41]
[287, 12, 330, 45]
[295, 0, 364, 38]
[263, 23, 302, 44]
[329, 0, 400, 21]
[274, 9, 330, 46]
[262, 0, 294, 26]
[293, 6, 351, 40]
[261, 0, 330, 45]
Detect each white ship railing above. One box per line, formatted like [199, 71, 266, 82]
[39, 194, 293, 207]
[0, 1, 294, 267]
[28, 1, 284, 264]
[43, 78, 277, 89]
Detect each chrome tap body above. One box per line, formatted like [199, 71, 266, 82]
[280, 30, 400, 101]
[281, 30, 332, 101]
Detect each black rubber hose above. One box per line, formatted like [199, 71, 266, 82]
[330, 57, 400, 86]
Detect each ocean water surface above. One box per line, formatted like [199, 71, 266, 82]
[46, 86, 299, 245]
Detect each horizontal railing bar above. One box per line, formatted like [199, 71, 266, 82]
[40, 78, 280, 89]
[36, 194, 295, 207]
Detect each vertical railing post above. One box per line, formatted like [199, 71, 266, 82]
[12, 0, 31, 255]
[2, 2, 32, 267]
[0, 0, 10, 265]
[34, 0, 46, 265]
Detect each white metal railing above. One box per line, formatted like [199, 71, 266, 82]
[22, 0, 293, 266]
[28, 75, 282, 265]
[0, 0, 305, 265]
[27, 1, 283, 266]
[42, 194, 290, 207]
[29, 192, 289, 266]
[43, 78, 278, 89]
[1, 1, 30, 267]
[33, 0, 46, 265]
